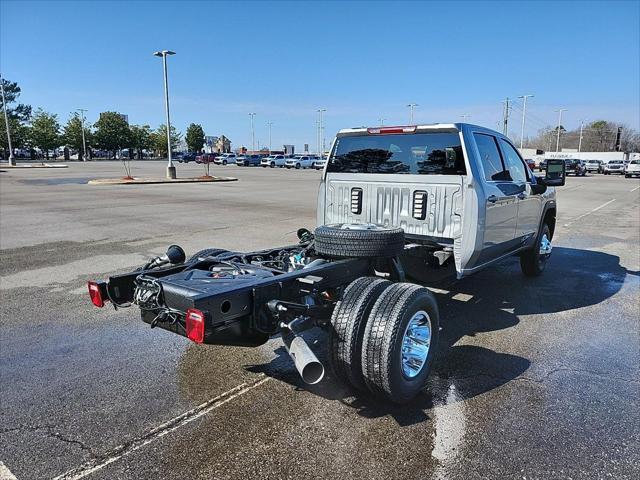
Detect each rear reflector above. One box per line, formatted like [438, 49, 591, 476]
[87, 281, 105, 308]
[185, 308, 205, 343]
[367, 126, 417, 135]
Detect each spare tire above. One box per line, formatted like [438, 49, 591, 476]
[314, 223, 404, 258]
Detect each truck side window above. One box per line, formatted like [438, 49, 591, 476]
[473, 133, 508, 181]
[499, 139, 528, 183]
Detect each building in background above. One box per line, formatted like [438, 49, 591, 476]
[215, 135, 231, 153]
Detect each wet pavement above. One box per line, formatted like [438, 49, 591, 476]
[1, 162, 639, 479]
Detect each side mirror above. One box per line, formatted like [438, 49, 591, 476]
[544, 159, 566, 186]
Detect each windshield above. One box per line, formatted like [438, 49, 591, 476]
[327, 132, 466, 175]
[631, 160, 639, 165]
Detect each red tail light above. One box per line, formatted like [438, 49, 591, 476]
[186, 308, 205, 343]
[88, 281, 105, 308]
[367, 126, 417, 135]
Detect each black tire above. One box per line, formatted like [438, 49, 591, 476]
[222, 160, 227, 165]
[361, 283, 440, 403]
[329, 277, 391, 390]
[188, 248, 228, 263]
[520, 223, 552, 276]
[314, 224, 405, 258]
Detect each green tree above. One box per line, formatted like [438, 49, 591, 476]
[29, 109, 60, 160]
[129, 124, 153, 159]
[185, 123, 205, 153]
[153, 124, 181, 157]
[0, 78, 32, 121]
[93, 112, 131, 159]
[0, 117, 29, 156]
[62, 113, 92, 160]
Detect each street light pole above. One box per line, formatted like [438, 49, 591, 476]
[317, 108, 326, 154]
[518, 94, 534, 149]
[378, 118, 386, 126]
[407, 103, 418, 124]
[153, 50, 176, 179]
[267, 121, 273, 152]
[555, 108, 567, 152]
[248, 113, 256, 151]
[0, 75, 15, 166]
[578, 120, 584, 152]
[78, 108, 88, 161]
[460, 114, 471, 121]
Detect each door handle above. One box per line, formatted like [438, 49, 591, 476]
[517, 192, 527, 200]
[487, 195, 498, 203]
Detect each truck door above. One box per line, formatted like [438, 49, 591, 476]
[498, 138, 541, 243]
[473, 133, 519, 262]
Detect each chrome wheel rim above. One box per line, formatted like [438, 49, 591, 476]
[401, 310, 432, 378]
[539, 234, 552, 256]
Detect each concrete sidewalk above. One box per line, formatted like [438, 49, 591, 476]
[88, 176, 237, 185]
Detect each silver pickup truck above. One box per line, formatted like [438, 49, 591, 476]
[89, 123, 566, 404]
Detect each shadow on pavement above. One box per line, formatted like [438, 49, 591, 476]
[184, 247, 634, 424]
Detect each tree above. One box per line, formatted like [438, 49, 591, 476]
[0, 117, 29, 157]
[93, 112, 131, 159]
[129, 124, 153, 160]
[185, 123, 205, 153]
[62, 113, 92, 160]
[29, 109, 60, 160]
[152, 124, 181, 157]
[0, 78, 31, 121]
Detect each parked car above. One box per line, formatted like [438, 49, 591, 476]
[237, 154, 262, 166]
[89, 123, 565, 404]
[624, 160, 640, 178]
[538, 158, 547, 171]
[195, 153, 217, 164]
[178, 153, 197, 163]
[584, 160, 601, 173]
[524, 158, 536, 171]
[285, 155, 316, 169]
[603, 160, 625, 175]
[214, 153, 236, 165]
[564, 159, 586, 176]
[261, 155, 287, 168]
[314, 157, 327, 170]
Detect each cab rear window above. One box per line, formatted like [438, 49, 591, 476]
[327, 132, 466, 175]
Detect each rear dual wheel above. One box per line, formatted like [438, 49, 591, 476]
[330, 279, 439, 403]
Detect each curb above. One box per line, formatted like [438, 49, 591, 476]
[87, 176, 238, 185]
[0, 163, 69, 168]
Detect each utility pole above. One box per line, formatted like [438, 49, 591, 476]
[407, 103, 418, 124]
[78, 108, 88, 161]
[502, 98, 510, 136]
[555, 108, 567, 152]
[248, 113, 256, 151]
[267, 121, 273, 152]
[578, 120, 584, 152]
[378, 118, 386, 126]
[517, 94, 534, 149]
[0, 74, 15, 166]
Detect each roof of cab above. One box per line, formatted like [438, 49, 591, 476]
[336, 123, 504, 139]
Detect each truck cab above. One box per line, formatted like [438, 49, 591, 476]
[317, 123, 559, 278]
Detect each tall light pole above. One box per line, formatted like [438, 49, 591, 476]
[153, 50, 176, 179]
[267, 121, 273, 152]
[0, 75, 15, 166]
[248, 113, 256, 151]
[460, 114, 471, 121]
[78, 108, 88, 161]
[578, 120, 584, 152]
[502, 98, 510, 136]
[518, 94, 534, 149]
[378, 118, 386, 126]
[317, 108, 326, 154]
[555, 108, 567, 152]
[407, 103, 418, 124]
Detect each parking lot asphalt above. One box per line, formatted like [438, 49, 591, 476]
[1, 161, 639, 480]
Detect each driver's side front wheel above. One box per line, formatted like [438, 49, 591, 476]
[520, 223, 552, 276]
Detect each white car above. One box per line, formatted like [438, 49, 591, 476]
[584, 160, 601, 173]
[314, 157, 327, 170]
[285, 155, 316, 169]
[625, 160, 640, 178]
[214, 153, 236, 165]
[260, 155, 287, 168]
[603, 160, 625, 175]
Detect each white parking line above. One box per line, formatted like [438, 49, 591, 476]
[563, 199, 616, 227]
[53, 376, 270, 480]
[0, 462, 18, 480]
[630, 185, 639, 193]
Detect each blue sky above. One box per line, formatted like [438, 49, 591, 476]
[2, 0, 639, 151]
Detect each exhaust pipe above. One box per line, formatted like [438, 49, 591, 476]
[282, 331, 325, 385]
